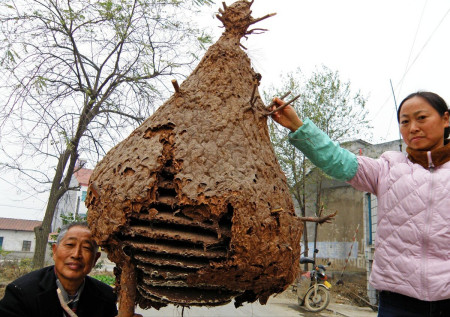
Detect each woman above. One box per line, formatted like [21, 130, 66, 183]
[271, 91, 450, 317]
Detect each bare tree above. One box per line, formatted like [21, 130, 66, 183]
[0, 0, 213, 268]
[266, 65, 370, 266]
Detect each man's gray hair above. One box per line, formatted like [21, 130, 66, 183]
[56, 221, 98, 250]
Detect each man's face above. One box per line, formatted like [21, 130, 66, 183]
[52, 226, 100, 286]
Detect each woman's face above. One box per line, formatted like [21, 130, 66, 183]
[399, 96, 449, 151]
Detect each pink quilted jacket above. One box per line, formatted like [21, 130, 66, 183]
[349, 151, 450, 301]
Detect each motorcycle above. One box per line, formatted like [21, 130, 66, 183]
[296, 250, 332, 312]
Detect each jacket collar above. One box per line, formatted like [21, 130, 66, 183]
[36, 266, 63, 316]
[35, 266, 108, 317]
[406, 140, 450, 170]
[76, 276, 110, 316]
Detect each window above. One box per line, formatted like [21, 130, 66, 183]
[81, 190, 87, 202]
[0, 237, 3, 250]
[22, 240, 31, 252]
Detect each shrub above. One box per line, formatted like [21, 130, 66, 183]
[91, 274, 115, 286]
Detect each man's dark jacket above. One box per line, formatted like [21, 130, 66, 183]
[0, 266, 118, 317]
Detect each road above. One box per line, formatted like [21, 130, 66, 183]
[135, 296, 319, 317]
[134, 293, 378, 317]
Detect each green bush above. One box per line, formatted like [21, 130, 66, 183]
[91, 274, 115, 286]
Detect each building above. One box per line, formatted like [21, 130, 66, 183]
[301, 139, 372, 269]
[0, 217, 42, 259]
[51, 165, 93, 232]
[301, 137, 405, 305]
[49, 163, 115, 270]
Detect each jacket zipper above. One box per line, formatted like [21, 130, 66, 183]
[421, 151, 434, 299]
[427, 151, 435, 171]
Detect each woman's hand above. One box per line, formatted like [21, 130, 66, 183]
[270, 97, 303, 132]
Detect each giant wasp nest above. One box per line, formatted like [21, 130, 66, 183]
[86, 1, 303, 315]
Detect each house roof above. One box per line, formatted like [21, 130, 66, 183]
[0, 217, 42, 231]
[74, 168, 93, 186]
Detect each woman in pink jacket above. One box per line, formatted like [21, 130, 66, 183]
[271, 91, 450, 317]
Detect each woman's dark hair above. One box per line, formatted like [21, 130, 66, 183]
[397, 91, 449, 139]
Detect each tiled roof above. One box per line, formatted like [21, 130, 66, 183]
[74, 168, 93, 186]
[0, 217, 42, 231]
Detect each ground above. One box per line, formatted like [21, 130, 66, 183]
[329, 272, 375, 308]
[274, 272, 377, 317]
[0, 258, 33, 299]
[1, 261, 376, 315]
[282, 271, 373, 307]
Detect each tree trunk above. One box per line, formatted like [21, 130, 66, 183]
[313, 175, 323, 264]
[33, 226, 46, 268]
[32, 148, 79, 268]
[31, 93, 94, 267]
[301, 159, 309, 271]
[33, 194, 60, 268]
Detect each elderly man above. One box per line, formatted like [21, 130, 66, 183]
[0, 222, 139, 317]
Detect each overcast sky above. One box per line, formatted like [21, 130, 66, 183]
[1, 0, 449, 220]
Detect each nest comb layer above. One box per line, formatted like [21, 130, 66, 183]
[86, 0, 303, 310]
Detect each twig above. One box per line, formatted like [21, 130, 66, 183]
[250, 83, 258, 105]
[249, 13, 276, 26]
[265, 91, 291, 109]
[298, 211, 338, 224]
[246, 28, 269, 35]
[249, 73, 262, 105]
[336, 224, 360, 285]
[271, 207, 336, 223]
[265, 93, 301, 116]
[171, 79, 180, 93]
[336, 287, 378, 309]
[57, 288, 78, 317]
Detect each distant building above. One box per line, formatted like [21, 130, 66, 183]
[52, 162, 93, 232]
[0, 217, 42, 259]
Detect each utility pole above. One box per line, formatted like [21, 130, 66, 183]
[390, 79, 402, 152]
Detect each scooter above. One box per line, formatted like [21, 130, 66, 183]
[296, 250, 332, 312]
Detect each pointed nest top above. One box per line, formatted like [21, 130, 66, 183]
[216, 0, 276, 38]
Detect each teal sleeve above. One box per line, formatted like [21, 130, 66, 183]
[288, 118, 358, 181]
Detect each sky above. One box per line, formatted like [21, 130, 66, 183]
[1, 0, 449, 220]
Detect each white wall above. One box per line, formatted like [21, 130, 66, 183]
[77, 184, 89, 216]
[0, 229, 37, 257]
[52, 179, 89, 232]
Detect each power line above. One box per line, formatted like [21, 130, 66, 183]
[397, 0, 429, 98]
[385, 5, 450, 140]
[371, 4, 450, 140]
[396, 5, 450, 93]
[0, 203, 44, 211]
[0, 176, 47, 203]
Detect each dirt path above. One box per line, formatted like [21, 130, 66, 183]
[134, 287, 377, 317]
[135, 294, 324, 317]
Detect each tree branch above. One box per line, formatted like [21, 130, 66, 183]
[298, 211, 338, 224]
[98, 109, 144, 122]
